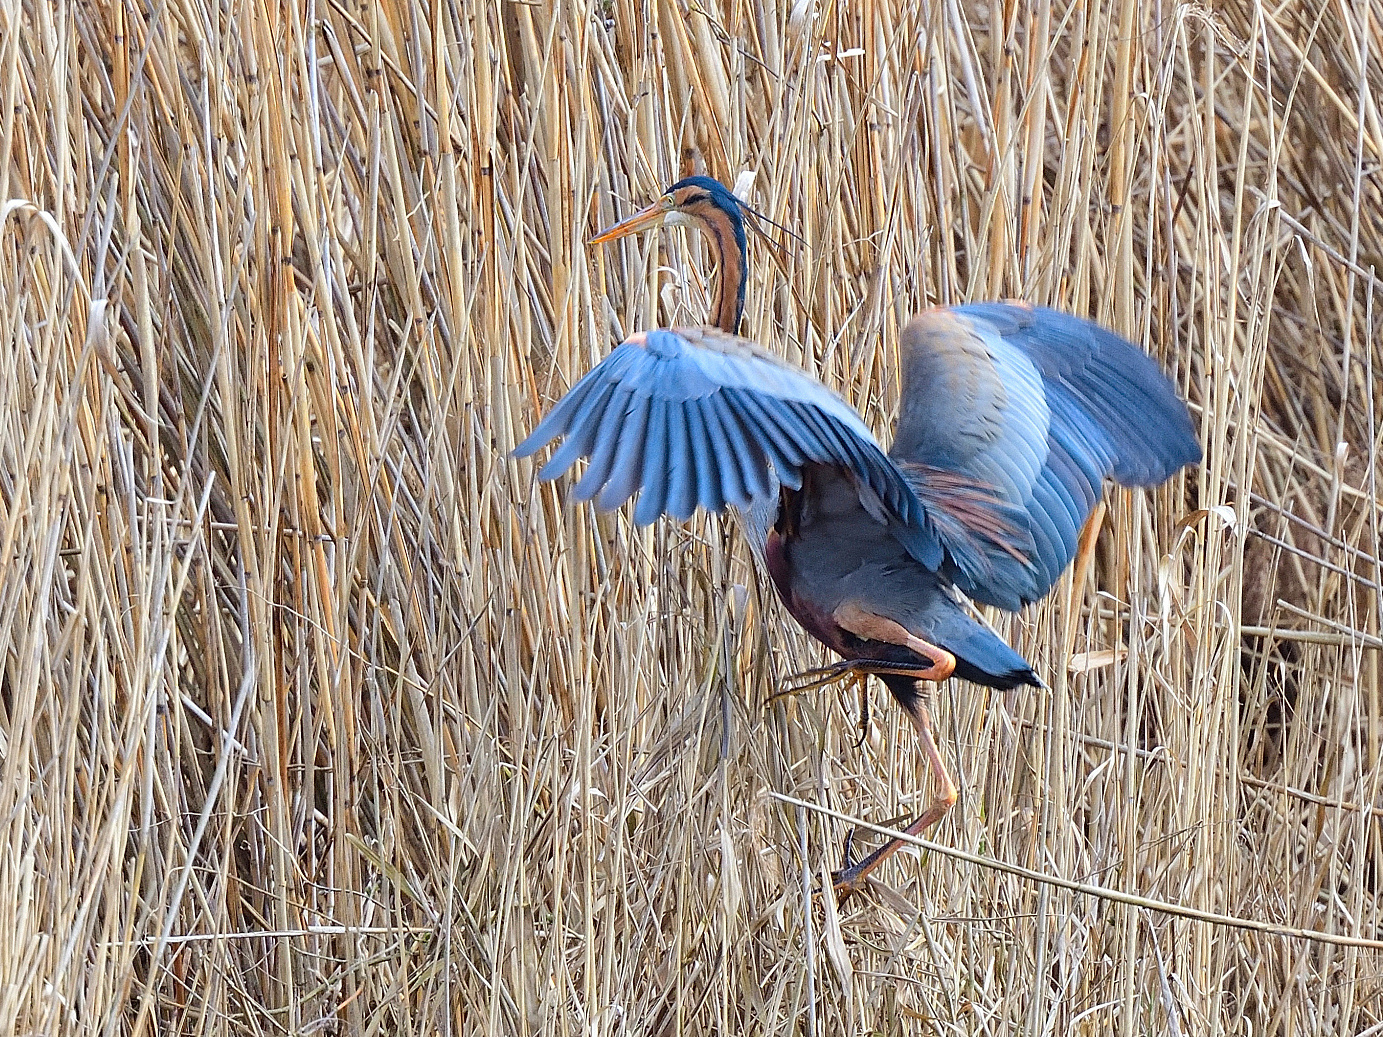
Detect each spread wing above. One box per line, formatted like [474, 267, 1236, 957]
[516, 326, 943, 568]
[890, 303, 1201, 610]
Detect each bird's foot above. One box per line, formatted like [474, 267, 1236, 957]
[830, 859, 871, 904]
[771, 660, 861, 702]
[774, 658, 951, 703]
[827, 818, 910, 904]
[830, 826, 865, 902]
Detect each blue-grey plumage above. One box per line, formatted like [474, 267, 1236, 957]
[893, 305, 1202, 612]
[516, 325, 943, 563]
[752, 465, 1041, 690]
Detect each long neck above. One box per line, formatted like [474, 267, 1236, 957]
[694, 207, 747, 334]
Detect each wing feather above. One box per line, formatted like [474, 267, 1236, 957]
[893, 304, 1199, 607]
[664, 405, 698, 521]
[596, 393, 650, 510]
[1027, 475, 1075, 588]
[538, 381, 617, 481]
[633, 398, 670, 525]
[516, 327, 943, 568]
[683, 402, 725, 512]
[703, 395, 752, 508]
[572, 388, 632, 500]
[725, 389, 806, 490]
[709, 392, 772, 502]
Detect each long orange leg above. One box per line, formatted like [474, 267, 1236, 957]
[768, 603, 958, 900]
[772, 657, 949, 755]
[1063, 500, 1106, 658]
[833, 603, 957, 680]
[831, 689, 957, 901]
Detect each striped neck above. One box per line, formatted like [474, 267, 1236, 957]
[681, 192, 748, 334]
[703, 212, 746, 334]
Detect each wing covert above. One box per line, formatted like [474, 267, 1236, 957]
[891, 304, 1200, 610]
[517, 327, 944, 568]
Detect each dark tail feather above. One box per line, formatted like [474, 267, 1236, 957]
[951, 645, 1042, 690]
[913, 596, 1042, 691]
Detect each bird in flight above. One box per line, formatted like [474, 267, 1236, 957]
[516, 176, 1201, 898]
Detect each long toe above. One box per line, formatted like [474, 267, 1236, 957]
[830, 862, 868, 903]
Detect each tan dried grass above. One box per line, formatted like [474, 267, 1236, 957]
[0, 0, 1381, 1033]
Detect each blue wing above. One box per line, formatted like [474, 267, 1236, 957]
[515, 326, 944, 569]
[890, 303, 1200, 610]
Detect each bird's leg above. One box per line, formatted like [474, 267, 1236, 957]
[776, 603, 956, 780]
[831, 693, 957, 902]
[852, 672, 871, 750]
[1063, 500, 1106, 659]
[832, 602, 958, 681]
[774, 658, 953, 705]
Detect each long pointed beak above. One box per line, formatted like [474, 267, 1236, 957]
[590, 200, 670, 244]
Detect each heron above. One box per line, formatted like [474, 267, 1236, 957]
[516, 176, 1201, 898]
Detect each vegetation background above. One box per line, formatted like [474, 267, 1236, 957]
[1, 0, 1381, 1032]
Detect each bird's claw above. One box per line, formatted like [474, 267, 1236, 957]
[851, 677, 871, 748]
[830, 861, 869, 904]
[840, 826, 859, 869]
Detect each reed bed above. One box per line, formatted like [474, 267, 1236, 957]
[1, 0, 1381, 1032]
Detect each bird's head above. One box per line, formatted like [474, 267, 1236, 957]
[590, 176, 747, 247]
[591, 176, 749, 334]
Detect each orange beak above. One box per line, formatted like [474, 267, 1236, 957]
[590, 198, 673, 244]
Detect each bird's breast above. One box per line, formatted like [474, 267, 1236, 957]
[763, 519, 950, 669]
[763, 528, 845, 652]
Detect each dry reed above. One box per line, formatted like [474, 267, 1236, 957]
[0, 0, 1381, 1033]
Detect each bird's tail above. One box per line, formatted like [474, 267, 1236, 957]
[914, 594, 1042, 691]
[950, 633, 1042, 690]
